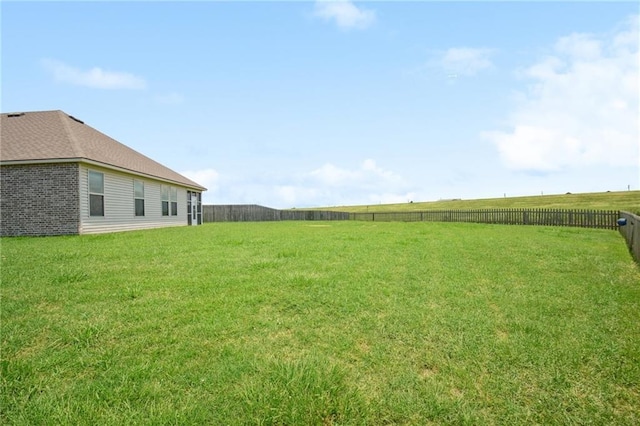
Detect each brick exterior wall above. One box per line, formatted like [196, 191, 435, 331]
[0, 163, 80, 236]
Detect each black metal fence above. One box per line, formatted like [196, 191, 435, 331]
[350, 209, 620, 230]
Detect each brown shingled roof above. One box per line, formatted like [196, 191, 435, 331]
[0, 110, 206, 190]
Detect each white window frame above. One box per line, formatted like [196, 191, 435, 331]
[170, 187, 178, 216]
[134, 180, 145, 217]
[88, 170, 104, 217]
[161, 185, 178, 217]
[161, 185, 170, 216]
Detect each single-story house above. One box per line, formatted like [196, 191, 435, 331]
[1, 110, 206, 236]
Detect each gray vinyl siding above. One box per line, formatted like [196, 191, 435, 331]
[79, 164, 189, 234]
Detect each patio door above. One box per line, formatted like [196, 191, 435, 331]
[190, 193, 198, 226]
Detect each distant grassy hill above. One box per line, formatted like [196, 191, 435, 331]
[316, 191, 640, 214]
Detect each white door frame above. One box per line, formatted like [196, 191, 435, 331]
[191, 193, 199, 226]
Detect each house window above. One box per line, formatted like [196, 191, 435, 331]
[89, 171, 104, 216]
[170, 187, 178, 216]
[162, 185, 178, 216]
[134, 180, 145, 216]
[161, 185, 170, 216]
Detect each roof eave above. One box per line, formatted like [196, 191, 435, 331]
[0, 158, 207, 192]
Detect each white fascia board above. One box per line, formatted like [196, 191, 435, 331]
[0, 158, 206, 192]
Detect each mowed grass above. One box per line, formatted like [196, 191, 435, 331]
[2, 221, 639, 424]
[321, 190, 640, 213]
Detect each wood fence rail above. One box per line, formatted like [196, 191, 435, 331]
[204, 205, 620, 230]
[618, 211, 640, 263]
[202, 205, 349, 222]
[349, 209, 620, 230]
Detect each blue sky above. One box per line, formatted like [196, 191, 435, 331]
[2, 1, 638, 208]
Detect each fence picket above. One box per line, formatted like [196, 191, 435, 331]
[347, 208, 619, 230]
[203, 205, 620, 230]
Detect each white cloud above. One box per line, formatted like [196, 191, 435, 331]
[433, 47, 495, 77]
[180, 168, 220, 193]
[483, 15, 639, 172]
[42, 59, 146, 90]
[314, 0, 376, 30]
[310, 158, 403, 187]
[274, 185, 320, 207]
[555, 33, 602, 59]
[201, 159, 417, 208]
[281, 159, 412, 207]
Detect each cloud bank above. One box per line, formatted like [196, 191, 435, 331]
[180, 168, 220, 193]
[483, 15, 639, 172]
[195, 159, 417, 208]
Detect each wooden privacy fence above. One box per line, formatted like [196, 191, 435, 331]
[202, 204, 349, 222]
[204, 205, 620, 230]
[617, 211, 640, 263]
[350, 209, 620, 230]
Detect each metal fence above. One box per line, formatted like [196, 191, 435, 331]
[618, 211, 640, 263]
[202, 205, 349, 222]
[349, 209, 620, 230]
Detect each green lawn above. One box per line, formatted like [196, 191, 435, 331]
[317, 190, 640, 213]
[2, 222, 639, 424]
